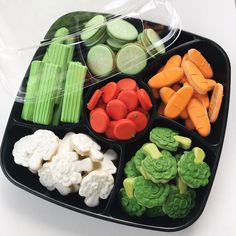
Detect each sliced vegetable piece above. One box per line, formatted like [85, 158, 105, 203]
[22, 60, 43, 121]
[33, 63, 60, 125]
[164, 86, 193, 119]
[61, 62, 87, 123]
[208, 83, 224, 123]
[106, 99, 128, 120]
[90, 108, 110, 133]
[148, 67, 184, 89]
[87, 89, 103, 110]
[164, 55, 182, 70]
[114, 119, 136, 140]
[137, 89, 153, 110]
[187, 98, 211, 137]
[105, 121, 118, 139]
[101, 82, 119, 103]
[188, 48, 213, 78]
[117, 78, 137, 91]
[127, 111, 148, 132]
[118, 90, 138, 112]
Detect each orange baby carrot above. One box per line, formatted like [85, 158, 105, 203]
[193, 93, 210, 109]
[208, 83, 224, 123]
[164, 55, 182, 70]
[148, 67, 184, 89]
[188, 48, 213, 79]
[187, 98, 211, 137]
[206, 79, 217, 91]
[157, 102, 165, 116]
[160, 87, 189, 119]
[159, 87, 175, 104]
[164, 86, 193, 119]
[182, 60, 209, 95]
[151, 88, 160, 99]
[185, 117, 195, 130]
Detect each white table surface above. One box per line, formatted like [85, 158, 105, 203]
[0, 0, 236, 235]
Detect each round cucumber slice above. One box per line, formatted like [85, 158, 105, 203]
[81, 15, 106, 41]
[116, 43, 147, 75]
[146, 28, 165, 54]
[107, 19, 138, 42]
[87, 44, 115, 77]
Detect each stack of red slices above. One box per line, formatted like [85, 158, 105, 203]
[87, 78, 153, 140]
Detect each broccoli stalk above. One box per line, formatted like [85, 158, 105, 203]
[193, 147, 206, 164]
[142, 143, 162, 159]
[173, 135, 192, 150]
[123, 177, 135, 199]
[141, 143, 177, 183]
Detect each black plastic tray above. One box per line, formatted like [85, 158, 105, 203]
[0, 11, 231, 232]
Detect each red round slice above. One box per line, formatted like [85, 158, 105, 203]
[114, 119, 137, 140]
[117, 89, 138, 112]
[137, 89, 153, 110]
[105, 121, 118, 139]
[136, 107, 150, 120]
[101, 82, 119, 103]
[90, 108, 110, 133]
[117, 78, 137, 91]
[87, 89, 103, 110]
[96, 99, 106, 110]
[127, 111, 148, 132]
[106, 99, 128, 121]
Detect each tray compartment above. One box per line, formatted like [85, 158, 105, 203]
[0, 124, 122, 214]
[108, 116, 217, 231]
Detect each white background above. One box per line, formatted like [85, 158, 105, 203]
[0, 0, 236, 235]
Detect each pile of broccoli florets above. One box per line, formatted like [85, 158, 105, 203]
[120, 127, 211, 219]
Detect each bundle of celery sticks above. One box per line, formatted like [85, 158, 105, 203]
[21, 27, 87, 125]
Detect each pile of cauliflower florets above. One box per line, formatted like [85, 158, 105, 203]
[12, 129, 118, 207]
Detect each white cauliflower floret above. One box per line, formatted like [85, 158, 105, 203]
[71, 133, 101, 156]
[58, 132, 75, 153]
[50, 152, 94, 187]
[89, 148, 104, 162]
[38, 162, 72, 195]
[79, 170, 114, 207]
[96, 149, 118, 174]
[103, 149, 118, 161]
[13, 130, 59, 171]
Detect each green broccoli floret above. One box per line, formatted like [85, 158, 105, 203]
[150, 127, 192, 152]
[141, 143, 177, 183]
[178, 147, 210, 188]
[146, 206, 165, 217]
[162, 178, 196, 219]
[133, 148, 146, 172]
[124, 157, 140, 177]
[134, 176, 170, 208]
[120, 188, 146, 217]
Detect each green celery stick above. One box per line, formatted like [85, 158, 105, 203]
[61, 62, 87, 123]
[54, 27, 69, 42]
[43, 43, 70, 104]
[33, 63, 60, 124]
[21, 61, 43, 121]
[65, 36, 75, 62]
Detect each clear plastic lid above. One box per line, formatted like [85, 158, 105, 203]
[0, 0, 181, 102]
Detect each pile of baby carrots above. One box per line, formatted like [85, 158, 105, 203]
[148, 48, 224, 137]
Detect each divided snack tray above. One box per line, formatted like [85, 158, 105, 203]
[0, 11, 230, 232]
